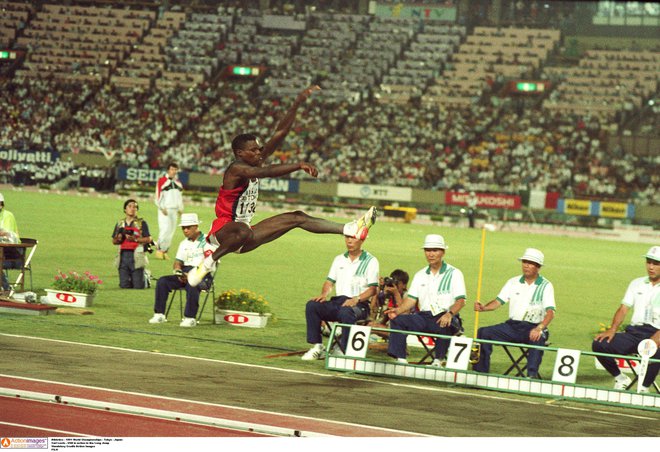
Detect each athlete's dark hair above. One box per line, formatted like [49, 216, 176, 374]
[167, 162, 179, 170]
[232, 133, 259, 153]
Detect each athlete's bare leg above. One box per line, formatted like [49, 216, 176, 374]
[188, 206, 377, 287]
[239, 210, 343, 254]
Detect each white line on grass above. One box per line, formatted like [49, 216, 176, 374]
[1, 333, 657, 422]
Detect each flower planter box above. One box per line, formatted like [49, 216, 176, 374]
[44, 289, 95, 308]
[214, 309, 271, 328]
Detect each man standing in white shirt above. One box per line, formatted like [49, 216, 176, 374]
[592, 246, 659, 392]
[386, 234, 467, 366]
[154, 162, 184, 259]
[473, 248, 556, 378]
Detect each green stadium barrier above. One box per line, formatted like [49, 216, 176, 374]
[325, 323, 659, 411]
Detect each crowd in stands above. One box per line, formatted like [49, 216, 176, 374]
[0, 2, 657, 207]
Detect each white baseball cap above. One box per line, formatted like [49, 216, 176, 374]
[644, 246, 660, 262]
[422, 234, 448, 250]
[518, 248, 544, 266]
[179, 213, 201, 227]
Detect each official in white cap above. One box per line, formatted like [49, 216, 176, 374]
[0, 192, 20, 291]
[473, 248, 556, 378]
[149, 213, 215, 328]
[592, 246, 660, 392]
[385, 234, 467, 366]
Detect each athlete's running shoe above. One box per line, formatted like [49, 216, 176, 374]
[187, 262, 212, 287]
[344, 206, 377, 240]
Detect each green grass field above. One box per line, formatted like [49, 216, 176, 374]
[1, 188, 653, 387]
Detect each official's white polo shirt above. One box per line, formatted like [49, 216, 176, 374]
[327, 250, 379, 298]
[175, 233, 207, 267]
[496, 275, 556, 323]
[622, 276, 660, 328]
[407, 261, 466, 315]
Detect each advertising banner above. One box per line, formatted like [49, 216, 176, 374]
[260, 178, 300, 193]
[562, 199, 593, 216]
[557, 199, 634, 219]
[338, 183, 412, 202]
[0, 149, 60, 164]
[370, 1, 457, 21]
[599, 201, 632, 219]
[445, 191, 521, 210]
[117, 166, 189, 185]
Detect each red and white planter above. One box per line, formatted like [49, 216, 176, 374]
[44, 289, 95, 308]
[214, 309, 271, 328]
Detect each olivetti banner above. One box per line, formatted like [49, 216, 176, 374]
[0, 149, 60, 163]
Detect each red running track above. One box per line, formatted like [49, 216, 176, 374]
[0, 375, 420, 437]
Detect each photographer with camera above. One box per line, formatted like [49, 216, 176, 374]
[149, 213, 214, 327]
[368, 270, 410, 334]
[111, 199, 153, 289]
[385, 234, 466, 367]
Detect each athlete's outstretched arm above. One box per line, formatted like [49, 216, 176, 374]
[262, 85, 320, 159]
[229, 161, 318, 180]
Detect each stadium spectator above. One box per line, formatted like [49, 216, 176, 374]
[0, 193, 20, 291]
[154, 162, 184, 260]
[473, 248, 556, 379]
[385, 234, 466, 366]
[111, 199, 152, 289]
[302, 235, 380, 360]
[592, 246, 660, 393]
[149, 213, 214, 328]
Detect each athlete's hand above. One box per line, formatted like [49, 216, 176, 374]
[474, 301, 485, 312]
[299, 162, 318, 177]
[311, 295, 327, 302]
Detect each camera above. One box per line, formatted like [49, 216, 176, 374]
[384, 277, 398, 287]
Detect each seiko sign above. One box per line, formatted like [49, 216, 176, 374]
[117, 166, 189, 184]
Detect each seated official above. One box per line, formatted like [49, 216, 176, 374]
[473, 248, 556, 379]
[0, 192, 20, 291]
[386, 235, 466, 367]
[592, 246, 659, 392]
[302, 234, 379, 360]
[149, 213, 214, 328]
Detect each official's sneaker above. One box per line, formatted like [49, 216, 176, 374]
[301, 346, 326, 361]
[613, 374, 632, 390]
[179, 317, 197, 328]
[639, 386, 650, 394]
[148, 313, 167, 324]
[396, 358, 408, 364]
[154, 250, 166, 260]
[187, 262, 212, 287]
[330, 344, 345, 357]
[430, 359, 444, 368]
